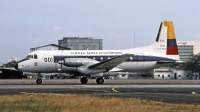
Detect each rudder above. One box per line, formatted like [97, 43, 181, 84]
[164, 21, 179, 55]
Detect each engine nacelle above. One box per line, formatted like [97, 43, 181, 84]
[64, 58, 98, 67]
[91, 72, 119, 77]
[103, 72, 119, 77]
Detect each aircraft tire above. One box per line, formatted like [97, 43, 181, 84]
[96, 78, 104, 84]
[80, 77, 88, 84]
[36, 78, 42, 84]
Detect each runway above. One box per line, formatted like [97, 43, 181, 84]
[1, 79, 200, 104]
[1, 79, 200, 84]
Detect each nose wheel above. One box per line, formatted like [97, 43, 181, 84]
[36, 78, 42, 84]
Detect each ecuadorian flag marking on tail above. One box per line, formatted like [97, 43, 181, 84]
[164, 21, 179, 55]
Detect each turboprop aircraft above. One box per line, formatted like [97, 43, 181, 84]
[15, 21, 182, 84]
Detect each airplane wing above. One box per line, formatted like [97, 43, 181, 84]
[88, 54, 133, 70]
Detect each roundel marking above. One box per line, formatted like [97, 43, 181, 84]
[34, 62, 39, 67]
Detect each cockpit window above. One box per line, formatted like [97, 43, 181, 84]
[26, 55, 32, 59]
[34, 54, 38, 59]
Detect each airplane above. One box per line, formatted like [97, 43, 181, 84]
[15, 21, 182, 84]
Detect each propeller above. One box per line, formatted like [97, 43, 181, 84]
[58, 60, 64, 74]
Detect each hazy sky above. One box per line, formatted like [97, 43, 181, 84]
[0, 0, 200, 63]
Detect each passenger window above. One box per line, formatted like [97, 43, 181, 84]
[31, 55, 33, 59]
[34, 54, 38, 59]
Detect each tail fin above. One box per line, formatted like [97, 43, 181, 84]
[127, 20, 180, 60]
[155, 21, 180, 60]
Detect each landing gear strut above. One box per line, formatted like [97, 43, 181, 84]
[80, 77, 88, 84]
[96, 77, 104, 84]
[35, 73, 43, 84]
[36, 78, 42, 84]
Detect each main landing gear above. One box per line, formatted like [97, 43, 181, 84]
[36, 78, 42, 84]
[96, 77, 104, 84]
[80, 77, 104, 84]
[80, 77, 88, 84]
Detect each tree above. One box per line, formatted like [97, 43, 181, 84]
[184, 53, 200, 73]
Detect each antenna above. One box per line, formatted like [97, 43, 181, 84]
[134, 33, 135, 48]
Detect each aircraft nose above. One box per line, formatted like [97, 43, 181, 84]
[14, 63, 18, 70]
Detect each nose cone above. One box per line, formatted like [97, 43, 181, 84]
[14, 63, 18, 70]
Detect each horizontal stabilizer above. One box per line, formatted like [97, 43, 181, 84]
[157, 60, 184, 64]
[88, 54, 132, 70]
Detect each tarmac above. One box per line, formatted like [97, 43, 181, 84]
[1, 79, 200, 104]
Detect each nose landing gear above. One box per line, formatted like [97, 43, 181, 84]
[36, 73, 43, 84]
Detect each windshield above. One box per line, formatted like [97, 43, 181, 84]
[26, 55, 32, 59]
[18, 55, 33, 63]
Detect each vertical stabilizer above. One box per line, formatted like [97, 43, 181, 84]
[155, 21, 179, 60]
[126, 20, 180, 61]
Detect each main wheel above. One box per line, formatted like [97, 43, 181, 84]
[80, 77, 88, 84]
[36, 78, 42, 84]
[96, 78, 104, 84]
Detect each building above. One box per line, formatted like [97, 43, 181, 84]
[118, 72, 152, 79]
[0, 58, 22, 79]
[177, 41, 200, 62]
[0, 61, 22, 79]
[150, 40, 200, 80]
[7, 57, 17, 62]
[154, 67, 174, 79]
[58, 37, 103, 50]
[153, 67, 192, 80]
[30, 44, 70, 52]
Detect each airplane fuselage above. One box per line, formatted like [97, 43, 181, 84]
[17, 50, 175, 74]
